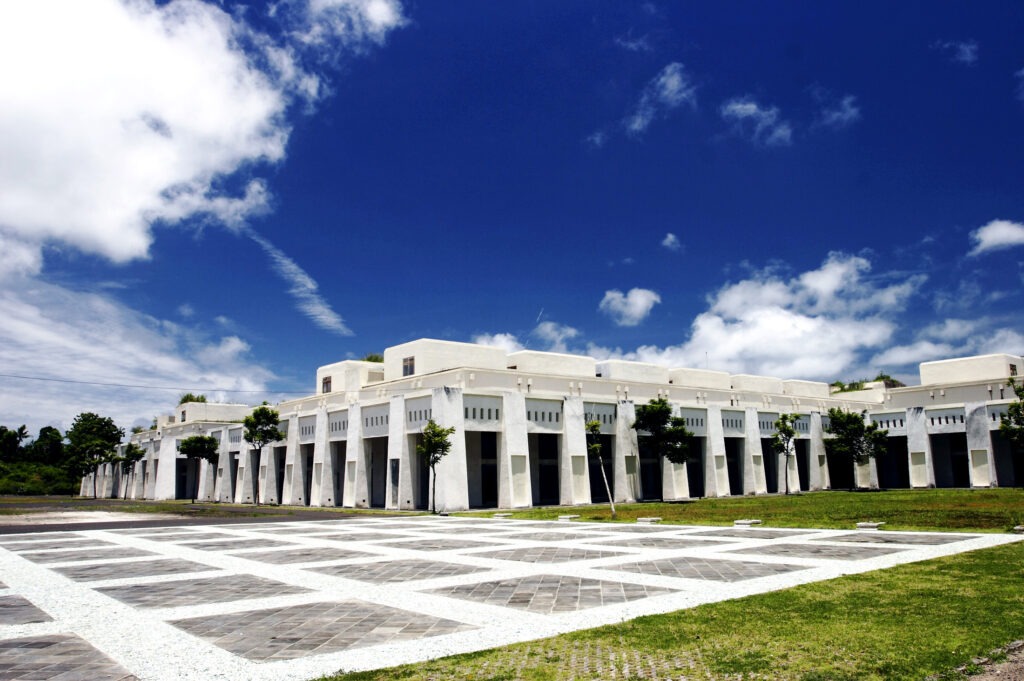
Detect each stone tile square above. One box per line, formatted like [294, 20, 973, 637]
[5, 539, 105, 552]
[240, 547, 373, 565]
[686, 528, 813, 539]
[0, 532, 85, 543]
[427, 574, 676, 614]
[177, 538, 292, 552]
[316, 532, 417, 542]
[409, 525, 514, 536]
[589, 524, 691, 533]
[171, 600, 474, 660]
[355, 522, 441, 530]
[473, 547, 629, 563]
[309, 559, 489, 583]
[157, 532, 241, 542]
[499, 531, 616, 542]
[0, 634, 137, 680]
[97, 574, 309, 609]
[612, 556, 808, 582]
[376, 538, 503, 551]
[0, 595, 52, 625]
[54, 558, 215, 582]
[820, 532, 972, 546]
[19, 546, 156, 564]
[729, 543, 905, 560]
[598, 536, 734, 549]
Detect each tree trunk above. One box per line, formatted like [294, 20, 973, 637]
[92, 468, 98, 499]
[254, 448, 261, 506]
[598, 454, 615, 518]
[431, 465, 437, 514]
[784, 450, 790, 495]
[123, 469, 129, 500]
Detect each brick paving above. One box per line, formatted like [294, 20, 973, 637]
[0, 516, 1013, 681]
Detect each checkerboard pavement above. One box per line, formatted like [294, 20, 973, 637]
[0, 515, 1017, 681]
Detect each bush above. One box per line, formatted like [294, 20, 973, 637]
[0, 463, 79, 495]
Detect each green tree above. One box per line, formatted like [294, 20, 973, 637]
[178, 435, 219, 503]
[0, 425, 29, 461]
[178, 393, 207, 404]
[120, 442, 146, 500]
[24, 426, 65, 466]
[65, 413, 124, 499]
[417, 419, 455, 514]
[632, 398, 695, 467]
[999, 379, 1024, 451]
[243, 405, 284, 506]
[586, 419, 615, 518]
[361, 353, 384, 363]
[770, 413, 799, 495]
[825, 408, 887, 490]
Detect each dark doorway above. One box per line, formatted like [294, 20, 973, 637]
[930, 433, 970, 488]
[992, 431, 1022, 487]
[533, 434, 560, 506]
[588, 434, 614, 503]
[300, 444, 314, 505]
[686, 437, 705, 498]
[762, 438, 778, 493]
[638, 438, 662, 501]
[480, 431, 498, 508]
[724, 438, 743, 495]
[826, 443, 855, 491]
[877, 437, 910, 489]
[227, 453, 239, 500]
[795, 440, 810, 491]
[329, 441, 346, 506]
[368, 438, 388, 507]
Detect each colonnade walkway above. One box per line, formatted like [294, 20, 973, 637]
[0, 515, 1018, 680]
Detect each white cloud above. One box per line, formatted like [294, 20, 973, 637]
[0, 233, 43, 281]
[870, 325, 1024, 369]
[614, 32, 652, 53]
[968, 219, 1024, 256]
[0, 0, 402, 258]
[472, 332, 524, 354]
[933, 40, 978, 65]
[0, 274, 277, 434]
[533, 322, 580, 353]
[920, 318, 978, 342]
[662, 232, 682, 251]
[624, 62, 697, 136]
[177, 304, 195, 318]
[247, 230, 352, 335]
[599, 288, 661, 326]
[585, 130, 608, 149]
[720, 97, 792, 146]
[817, 94, 861, 129]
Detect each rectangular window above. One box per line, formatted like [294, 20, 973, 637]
[402, 356, 415, 377]
[322, 376, 332, 393]
[1011, 364, 1018, 376]
[181, 410, 186, 422]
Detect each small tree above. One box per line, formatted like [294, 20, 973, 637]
[999, 379, 1024, 450]
[178, 435, 219, 503]
[417, 419, 455, 514]
[243, 406, 284, 506]
[586, 419, 615, 518]
[825, 408, 887, 479]
[120, 443, 146, 500]
[361, 353, 384, 363]
[770, 413, 798, 495]
[178, 393, 207, 404]
[633, 397, 695, 466]
[65, 413, 124, 498]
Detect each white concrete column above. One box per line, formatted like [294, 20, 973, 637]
[310, 406, 334, 506]
[808, 412, 831, 491]
[152, 438, 179, 500]
[703, 405, 730, 497]
[213, 434, 233, 503]
[965, 401, 997, 487]
[613, 400, 641, 503]
[429, 387, 469, 512]
[343, 403, 365, 508]
[237, 448, 260, 504]
[499, 392, 532, 508]
[278, 416, 299, 505]
[387, 395, 416, 510]
[559, 396, 591, 506]
[142, 444, 159, 500]
[196, 459, 216, 501]
[906, 407, 936, 488]
[742, 408, 768, 495]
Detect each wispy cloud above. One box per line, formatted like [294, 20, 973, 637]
[246, 230, 352, 336]
[816, 94, 861, 129]
[932, 40, 979, 65]
[968, 219, 1024, 256]
[624, 62, 697, 136]
[533, 321, 580, 353]
[614, 32, 652, 53]
[662, 232, 682, 252]
[720, 97, 792, 146]
[599, 288, 661, 326]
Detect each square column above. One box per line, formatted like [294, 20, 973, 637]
[429, 387, 469, 512]
[905, 407, 936, 488]
[742, 408, 768, 495]
[237, 448, 260, 504]
[343, 403, 366, 508]
[152, 438, 179, 500]
[387, 395, 417, 510]
[965, 401, 998, 487]
[278, 416, 299, 505]
[311, 406, 338, 506]
[213, 433, 233, 503]
[559, 396, 591, 506]
[703, 405, 731, 497]
[499, 392, 532, 508]
[808, 412, 832, 491]
[613, 400, 641, 502]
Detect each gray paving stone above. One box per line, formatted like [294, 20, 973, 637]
[585, 524, 691, 533]
[0, 532, 85, 543]
[728, 543, 905, 560]
[820, 532, 973, 546]
[686, 528, 813, 539]
[176, 538, 293, 552]
[0, 595, 52, 625]
[19, 547, 156, 564]
[498, 531, 617, 542]
[376, 538, 504, 551]
[428, 574, 677, 613]
[4, 540, 103, 553]
[172, 600, 475, 660]
[54, 559, 215, 582]
[97, 574, 310, 608]
[597, 536, 734, 549]
[155, 532, 242, 542]
[309, 558, 490, 583]
[473, 547, 629, 563]
[312, 532, 417, 542]
[239, 547, 373, 565]
[0, 634, 137, 680]
[612, 556, 808, 582]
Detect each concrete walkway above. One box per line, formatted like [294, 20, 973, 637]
[0, 516, 1018, 680]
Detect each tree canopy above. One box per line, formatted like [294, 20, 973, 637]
[361, 353, 384, 363]
[65, 412, 124, 498]
[586, 418, 615, 517]
[178, 435, 219, 465]
[770, 413, 799, 495]
[632, 398, 694, 465]
[825, 408, 887, 464]
[417, 419, 455, 514]
[999, 379, 1024, 450]
[178, 393, 207, 404]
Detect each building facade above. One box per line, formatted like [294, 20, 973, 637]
[83, 339, 1024, 509]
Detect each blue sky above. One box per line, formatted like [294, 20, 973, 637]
[2, 0, 1024, 433]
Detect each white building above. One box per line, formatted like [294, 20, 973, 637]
[84, 340, 1024, 509]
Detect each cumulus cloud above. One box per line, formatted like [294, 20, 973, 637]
[662, 233, 682, 251]
[599, 288, 661, 326]
[932, 40, 978, 65]
[871, 323, 1024, 368]
[817, 94, 861, 129]
[533, 322, 580, 353]
[968, 219, 1024, 256]
[472, 332, 525, 354]
[720, 97, 792, 146]
[624, 62, 697, 136]
[614, 32, 652, 53]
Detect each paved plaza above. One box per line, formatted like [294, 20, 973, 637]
[0, 515, 1018, 681]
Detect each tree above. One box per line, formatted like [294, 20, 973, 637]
[178, 435, 219, 503]
[24, 426, 64, 466]
[243, 405, 283, 506]
[417, 419, 455, 514]
[632, 398, 695, 466]
[586, 419, 615, 518]
[65, 413, 124, 499]
[361, 353, 383, 363]
[0, 425, 29, 462]
[1000, 379, 1024, 452]
[770, 413, 799, 495]
[178, 393, 207, 404]
[825, 408, 887, 489]
[120, 443, 146, 500]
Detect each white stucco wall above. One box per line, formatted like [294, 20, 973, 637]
[731, 374, 784, 394]
[920, 354, 1022, 386]
[507, 350, 596, 378]
[597, 360, 670, 384]
[384, 339, 507, 381]
[668, 367, 732, 390]
[782, 379, 830, 399]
